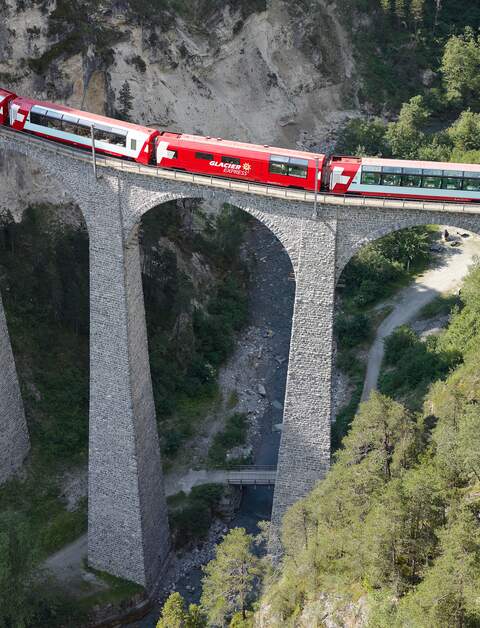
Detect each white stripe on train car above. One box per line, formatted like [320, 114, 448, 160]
[156, 141, 176, 164]
[348, 181, 480, 200]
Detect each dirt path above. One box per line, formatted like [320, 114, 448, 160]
[361, 229, 480, 402]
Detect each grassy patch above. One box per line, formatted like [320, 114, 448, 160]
[207, 413, 249, 468]
[378, 325, 457, 410]
[0, 463, 87, 560]
[418, 293, 460, 320]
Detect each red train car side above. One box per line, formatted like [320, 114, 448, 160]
[153, 132, 325, 191]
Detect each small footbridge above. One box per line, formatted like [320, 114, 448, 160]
[165, 466, 277, 496]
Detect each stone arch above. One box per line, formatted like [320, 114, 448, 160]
[122, 184, 303, 278]
[0, 137, 91, 228]
[336, 209, 480, 280]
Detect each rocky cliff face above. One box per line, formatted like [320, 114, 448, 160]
[0, 0, 358, 213]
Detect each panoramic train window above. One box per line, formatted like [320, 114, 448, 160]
[62, 118, 79, 134]
[196, 152, 214, 160]
[269, 155, 289, 175]
[47, 115, 63, 130]
[75, 124, 91, 138]
[464, 178, 480, 192]
[222, 156, 240, 165]
[361, 171, 381, 185]
[381, 173, 402, 186]
[422, 175, 442, 189]
[288, 158, 308, 178]
[442, 176, 463, 190]
[402, 174, 421, 187]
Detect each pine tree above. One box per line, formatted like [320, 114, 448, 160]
[201, 528, 260, 626]
[118, 80, 133, 121]
[157, 592, 187, 628]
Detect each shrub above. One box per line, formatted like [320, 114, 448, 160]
[335, 313, 371, 350]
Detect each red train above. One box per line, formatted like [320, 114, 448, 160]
[2, 87, 480, 203]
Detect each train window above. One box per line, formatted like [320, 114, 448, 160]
[222, 156, 240, 165]
[76, 123, 91, 138]
[361, 171, 381, 185]
[381, 173, 402, 186]
[422, 175, 442, 189]
[288, 157, 308, 178]
[95, 129, 110, 142]
[402, 174, 422, 187]
[47, 116, 63, 130]
[62, 119, 79, 134]
[464, 178, 480, 192]
[269, 155, 289, 175]
[30, 111, 45, 125]
[131, 139, 137, 150]
[196, 152, 214, 160]
[442, 177, 463, 190]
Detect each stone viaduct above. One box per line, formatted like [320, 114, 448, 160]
[1, 127, 480, 590]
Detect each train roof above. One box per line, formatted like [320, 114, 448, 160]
[165, 132, 326, 161]
[362, 156, 480, 173]
[12, 96, 157, 135]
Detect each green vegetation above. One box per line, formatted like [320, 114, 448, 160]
[156, 592, 206, 627]
[142, 203, 249, 465]
[0, 510, 86, 627]
[260, 257, 480, 623]
[0, 200, 249, 619]
[261, 22, 480, 623]
[207, 413, 249, 468]
[417, 292, 460, 319]
[168, 484, 228, 548]
[157, 523, 269, 626]
[333, 226, 434, 444]
[201, 528, 261, 627]
[379, 324, 457, 409]
[344, 0, 480, 110]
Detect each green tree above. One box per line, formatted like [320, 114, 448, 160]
[376, 227, 430, 271]
[398, 507, 480, 627]
[446, 110, 480, 162]
[334, 118, 388, 156]
[201, 528, 260, 626]
[441, 28, 480, 106]
[118, 80, 134, 121]
[385, 96, 430, 158]
[157, 593, 206, 628]
[157, 592, 187, 628]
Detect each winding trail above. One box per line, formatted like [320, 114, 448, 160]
[361, 230, 480, 402]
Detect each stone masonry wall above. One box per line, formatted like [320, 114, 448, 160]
[0, 290, 30, 484]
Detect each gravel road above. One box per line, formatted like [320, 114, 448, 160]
[361, 229, 480, 401]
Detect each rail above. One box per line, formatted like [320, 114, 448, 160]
[2, 125, 480, 215]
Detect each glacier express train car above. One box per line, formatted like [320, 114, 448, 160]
[327, 155, 480, 202]
[6, 95, 159, 164]
[154, 132, 326, 191]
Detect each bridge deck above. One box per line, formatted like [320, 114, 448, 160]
[165, 466, 277, 495]
[2, 125, 480, 215]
